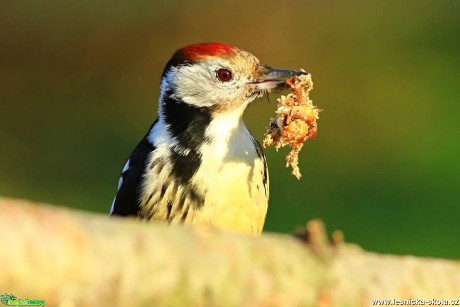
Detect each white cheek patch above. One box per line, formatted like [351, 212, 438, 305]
[175, 64, 217, 107]
[167, 60, 247, 108]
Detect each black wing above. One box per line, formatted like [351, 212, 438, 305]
[110, 121, 157, 216]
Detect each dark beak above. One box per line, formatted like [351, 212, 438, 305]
[250, 67, 310, 91]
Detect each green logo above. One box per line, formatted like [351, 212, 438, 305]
[0, 294, 44, 306]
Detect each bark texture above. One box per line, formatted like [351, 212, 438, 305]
[0, 197, 459, 307]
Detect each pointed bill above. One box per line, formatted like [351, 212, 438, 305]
[249, 67, 310, 90]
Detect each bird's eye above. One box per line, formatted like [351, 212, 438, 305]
[216, 69, 232, 82]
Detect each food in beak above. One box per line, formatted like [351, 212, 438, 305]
[263, 70, 320, 179]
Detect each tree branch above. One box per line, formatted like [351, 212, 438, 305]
[1, 197, 459, 306]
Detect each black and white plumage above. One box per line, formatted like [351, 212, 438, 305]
[110, 42, 308, 235]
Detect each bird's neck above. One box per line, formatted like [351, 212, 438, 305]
[158, 92, 212, 151]
[157, 93, 247, 152]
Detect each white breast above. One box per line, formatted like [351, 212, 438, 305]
[188, 108, 269, 234]
[142, 106, 268, 235]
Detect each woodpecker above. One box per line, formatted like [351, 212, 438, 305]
[110, 42, 308, 235]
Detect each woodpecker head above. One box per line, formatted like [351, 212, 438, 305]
[158, 42, 308, 118]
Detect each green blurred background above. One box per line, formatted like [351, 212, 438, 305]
[1, 1, 459, 258]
